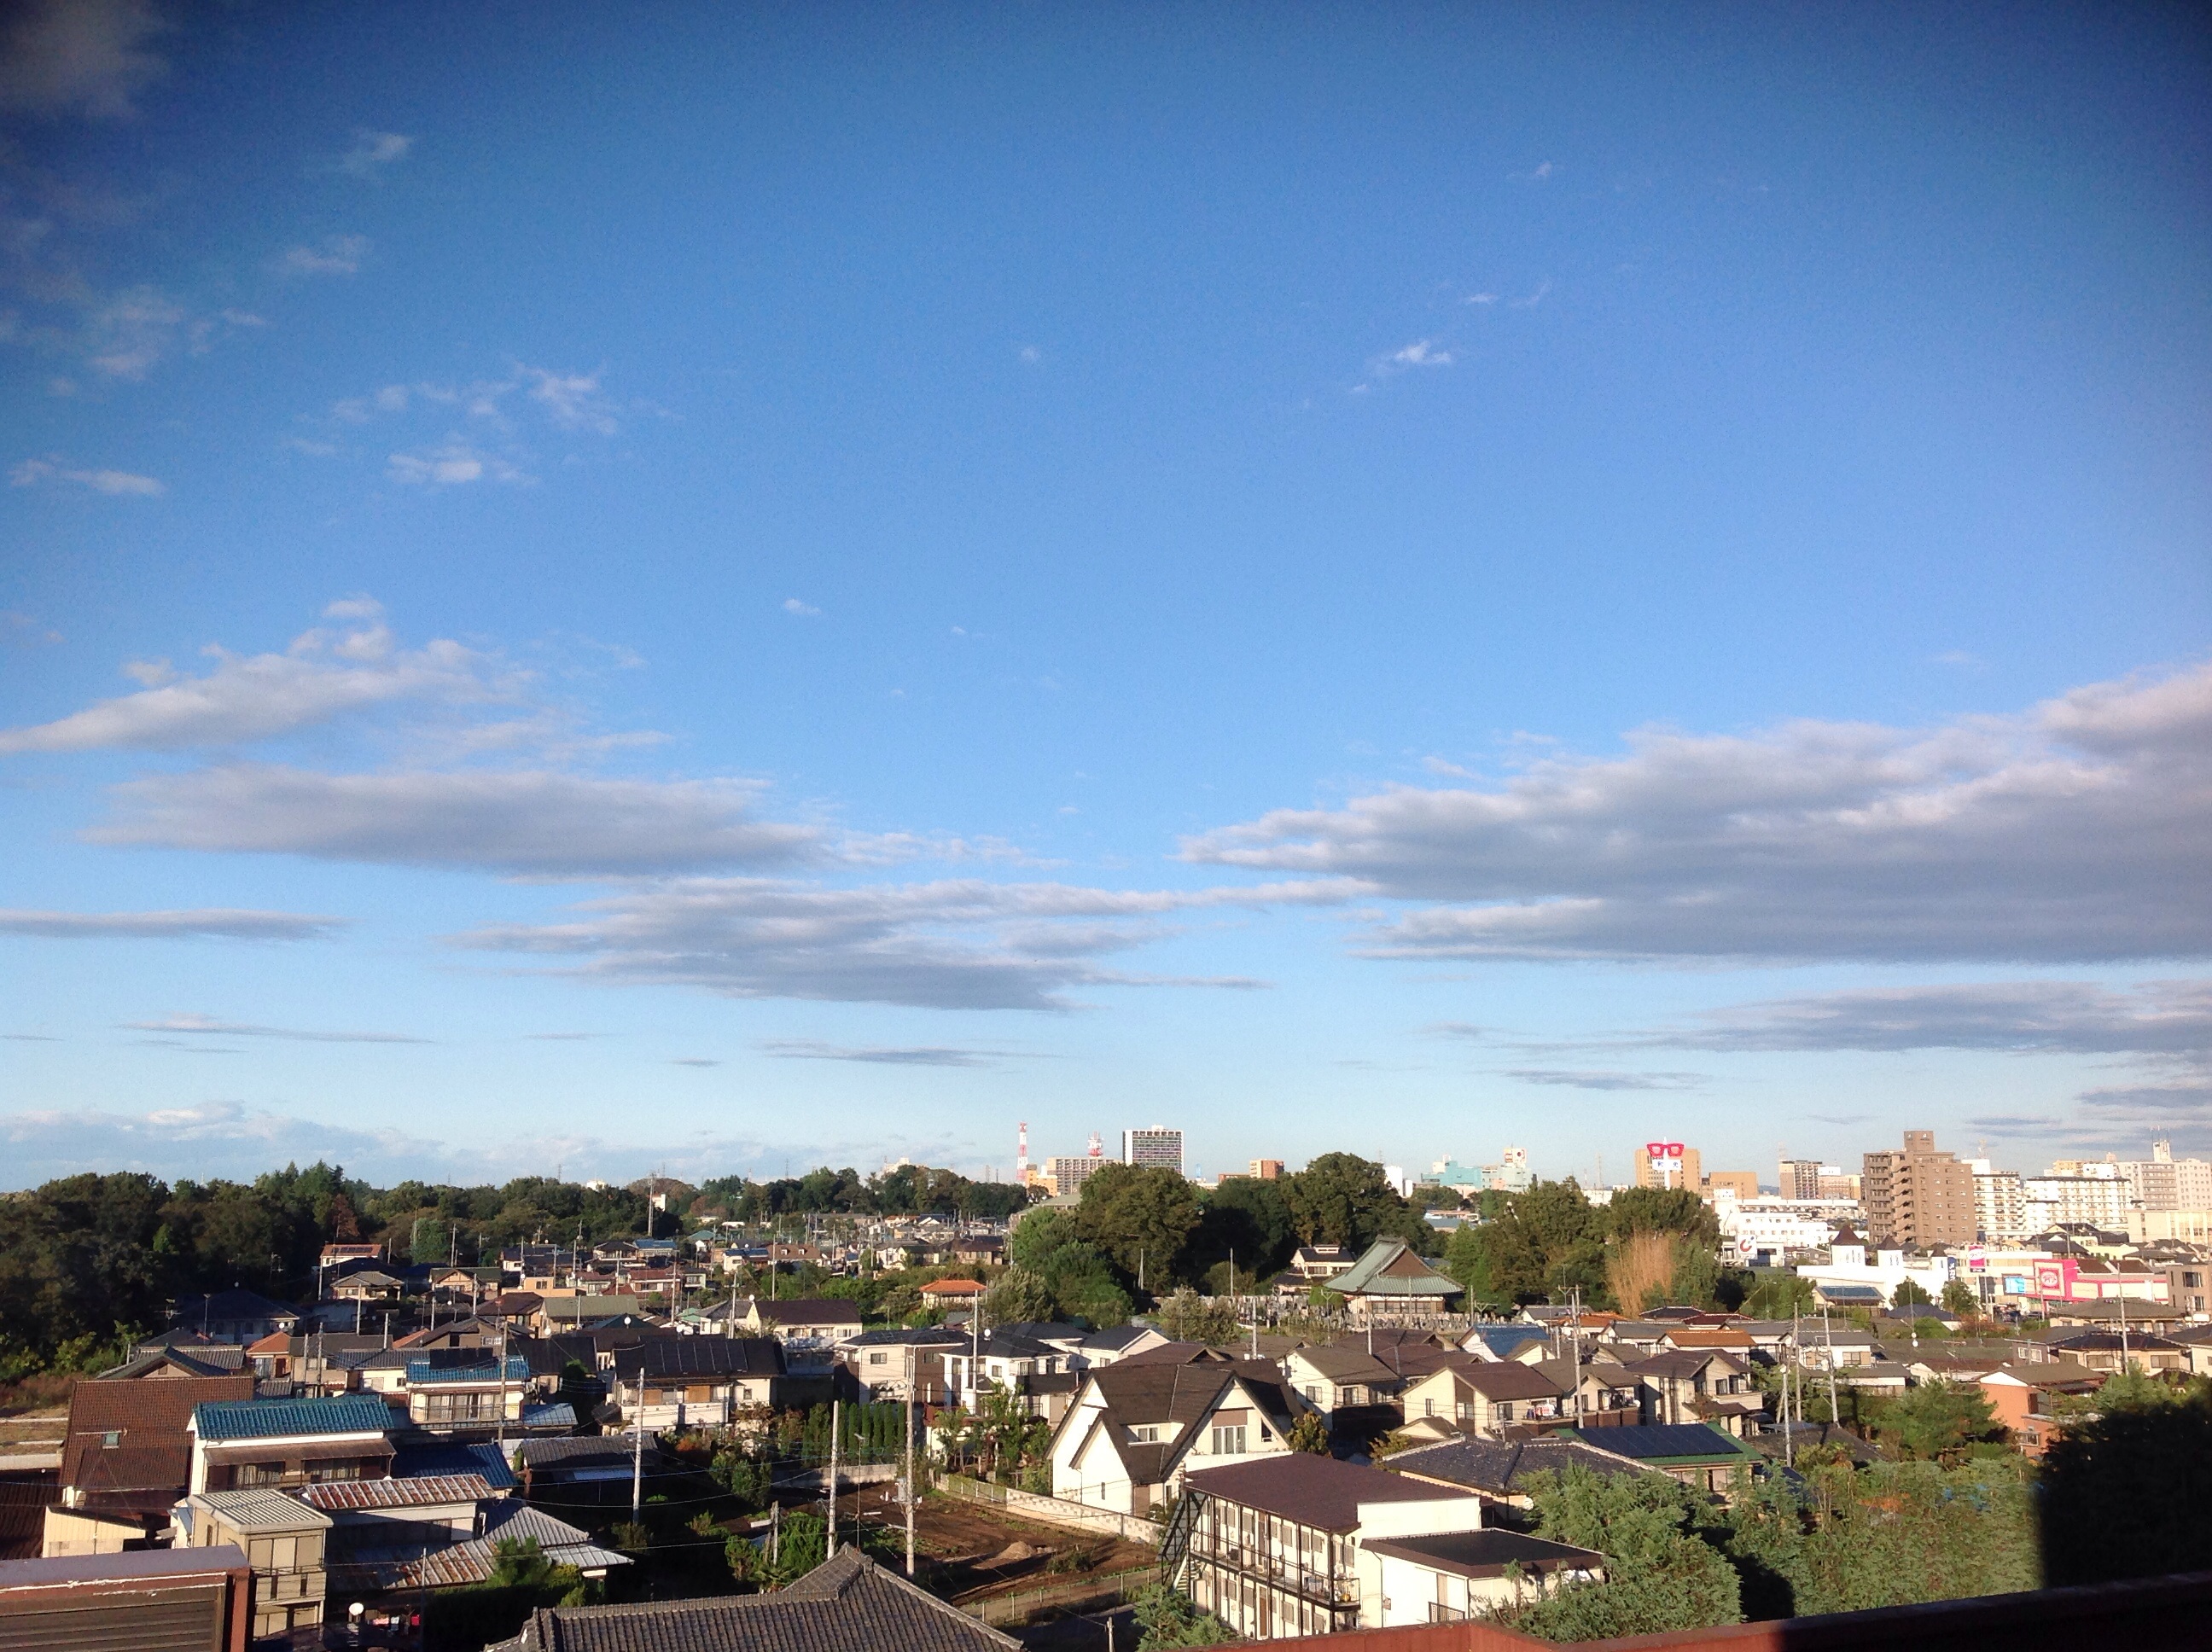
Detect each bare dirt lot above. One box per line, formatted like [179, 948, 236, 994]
[832, 1483, 1154, 1606]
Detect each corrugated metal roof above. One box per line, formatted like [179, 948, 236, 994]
[190, 1489, 334, 1532]
[300, 1474, 490, 1511]
[405, 1355, 531, 1385]
[193, 1393, 393, 1441]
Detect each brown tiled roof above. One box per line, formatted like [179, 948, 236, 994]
[1364, 1528, 1604, 1579]
[508, 1545, 1019, 1651]
[60, 1375, 255, 1494]
[1448, 1362, 1565, 1402]
[1183, 1452, 1474, 1533]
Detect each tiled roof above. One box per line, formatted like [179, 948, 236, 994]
[1327, 1239, 1463, 1299]
[192, 1394, 393, 1441]
[61, 1375, 256, 1492]
[504, 1545, 1018, 1651]
[751, 1299, 866, 1323]
[301, 1474, 492, 1510]
[190, 1488, 333, 1533]
[609, 1336, 783, 1379]
[1184, 1453, 1474, 1533]
[1384, 1434, 1643, 1494]
[335, 1504, 626, 1591]
[1289, 1344, 1404, 1386]
[1572, 1423, 1750, 1463]
[1447, 1361, 1566, 1402]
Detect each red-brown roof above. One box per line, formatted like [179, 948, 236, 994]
[1184, 1452, 1474, 1533]
[60, 1375, 255, 1496]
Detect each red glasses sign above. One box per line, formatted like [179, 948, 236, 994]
[1644, 1142, 1685, 1160]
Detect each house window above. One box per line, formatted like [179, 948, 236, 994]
[869, 1352, 887, 1365]
[235, 1462, 288, 1487]
[1130, 1425, 1162, 1443]
[1210, 1426, 1248, 1456]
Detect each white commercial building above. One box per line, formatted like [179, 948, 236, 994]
[1796, 1231, 1957, 1306]
[1716, 1197, 1859, 1266]
[1969, 1161, 2031, 1243]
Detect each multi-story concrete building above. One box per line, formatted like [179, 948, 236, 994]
[2023, 1171, 2131, 1232]
[1969, 1161, 2030, 1243]
[1779, 1159, 1825, 1200]
[2119, 1142, 2212, 1213]
[1049, 1154, 1108, 1197]
[1123, 1126, 1185, 1174]
[1860, 1131, 1976, 1248]
[1633, 1143, 1701, 1193]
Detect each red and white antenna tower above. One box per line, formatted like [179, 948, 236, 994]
[1016, 1122, 1030, 1179]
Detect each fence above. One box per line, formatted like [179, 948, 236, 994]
[959, 1563, 1159, 1627]
[934, 1473, 1162, 1546]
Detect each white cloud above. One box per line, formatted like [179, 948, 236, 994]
[456, 875, 1342, 1009]
[1185, 660, 2212, 965]
[0, 908, 344, 940]
[387, 441, 527, 486]
[84, 283, 184, 378]
[9, 457, 163, 495]
[123, 1014, 429, 1044]
[0, 0, 166, 119]
[1501, 1068, 1703, 1091]
[0, 610, 500, 753]
[340, 131, 412, 176]
[525, 369, 617, 433]
[1673, 980, 2212, 1057]
[91, 766, 823, 875]
[1464, 293, 1499, 305]
[783, 598, 821, 617]
[1388, 340, 1452, 369]
[280, 235, 370, 277]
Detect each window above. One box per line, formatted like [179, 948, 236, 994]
[869, 1352, 888, 1365]
[1130, 1425, 1162, 1443]
[102, 1430, 120, 1449]
[1210, 1425, 1247, 1456]
[235, 1462, 288, 1487]
[1423, 1399, 1437, 1418]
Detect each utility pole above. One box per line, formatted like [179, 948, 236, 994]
[631, 1385, 644, 1523]
[496, 1315, 511, 1447]
[827, 1398, 841, 1551]
[1570, 1288, 1584, 1425]
[1784, 1308, 1797, 1468]
[904, 1385, 917, 1577]
[1822, 1302, 1840, 1432]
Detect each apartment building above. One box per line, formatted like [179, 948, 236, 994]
[1124, 1126, 1185, 1173]
[2119, 1142, 2212, 1213]
[2023, 1171, 2131, 1231]
[1970, 1162, 2030, 1243]
[1860, 1131, 1975, 1248]
[1633, 1144, 1702, 1192]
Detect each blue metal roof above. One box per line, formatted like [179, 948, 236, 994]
[1574, 1423, 1751, 1462]
[405, 1355, 530, 1385]
[390, 1440, 519, 1490]
[193, 1394, 393, 1441]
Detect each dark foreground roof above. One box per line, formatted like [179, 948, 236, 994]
[496, 1545, 1020, 1651]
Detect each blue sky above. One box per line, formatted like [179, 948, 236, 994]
[2, 3, 2207, 1191]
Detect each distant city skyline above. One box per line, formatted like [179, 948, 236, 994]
[1, 6, 2206, 1190]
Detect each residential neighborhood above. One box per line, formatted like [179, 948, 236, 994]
[3, 1130, 2209, 1650]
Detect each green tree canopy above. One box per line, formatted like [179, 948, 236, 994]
[1074, 1164, 1202, 1289]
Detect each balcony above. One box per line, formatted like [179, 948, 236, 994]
[1192, 1538, 1359, 1606]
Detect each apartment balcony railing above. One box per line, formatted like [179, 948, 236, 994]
[1192, 1539, 1359, 1606]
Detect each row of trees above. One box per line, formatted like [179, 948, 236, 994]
[1440, 1179, 1743, 1312]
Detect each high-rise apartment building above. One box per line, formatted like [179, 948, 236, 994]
[2023, 1172, 2130, 1232]
[2118, 1142, 2212, 1212]
[1780, 1159, 1825, 1200]
[1248, 1160, 1284, 1181]
[1860, 1130, 1976, 1248]
[1968, 1160, 2029, 1242]
[1123, 1126, 1184, 1175]
[1049, 1154, 1109, 1197]
[1816, 1168, 1861, 1200]
[1633, 1143, 1702, 1192]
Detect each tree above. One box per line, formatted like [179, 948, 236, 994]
[1476, 1179, 1606, 1306]
[1156, 1288, 1236, 1345]
[1442, 1222, 1505, 1308]
[982, 1265, 1056, 1324]
[1891, 1278, 1934, 1308]
[1130, 1582, 1235, 1648]
[1604, 1187, 1719, 1247]
[1279, 1154, 1418, 1250]
[1189, 1177, 1296, 1283]
[1864, 1380, 2003, 1462]
[1287, 1413, 1330, 1454]
[1487, 1465, 1742, 1639]
[1743, 1272, 1818, 1320]
[1940, 1280, 1978, 1318]
[1074, 1165, 1202, 1289]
